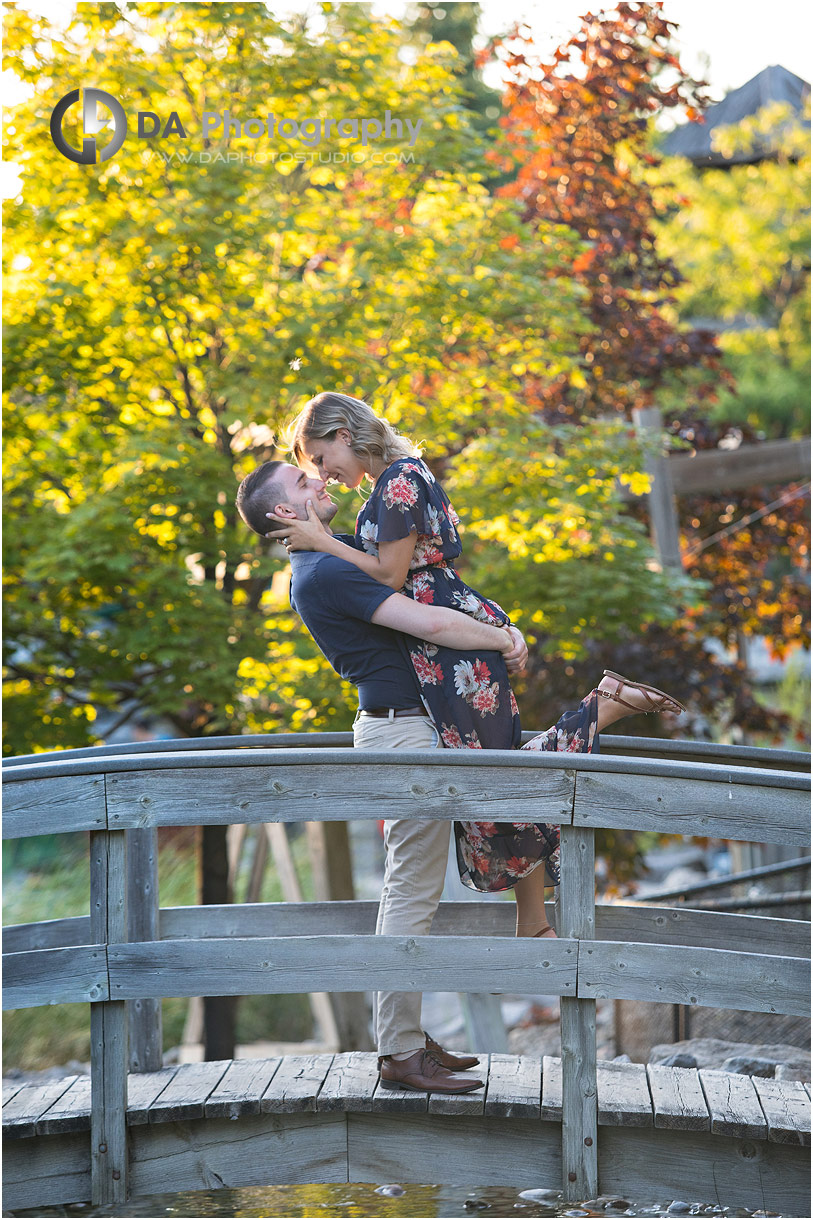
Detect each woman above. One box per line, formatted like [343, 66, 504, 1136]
[267, 392, 684, 937]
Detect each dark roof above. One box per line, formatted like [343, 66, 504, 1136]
[663, 65, 810, 166]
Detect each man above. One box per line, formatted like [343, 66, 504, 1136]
[236, 460, 527, 1095]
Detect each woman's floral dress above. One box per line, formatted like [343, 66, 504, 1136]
[356, 457, 599, 893]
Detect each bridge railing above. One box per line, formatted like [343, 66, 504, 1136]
[3, 737, 810, 1207]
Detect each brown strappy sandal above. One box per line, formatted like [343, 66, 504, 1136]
[595, 670, 686, 716]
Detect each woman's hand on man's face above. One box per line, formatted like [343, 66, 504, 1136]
[265, 500, 331, 552]
[502, 625, 528, 673]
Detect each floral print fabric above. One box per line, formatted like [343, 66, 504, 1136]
[356, 457, 599, 894]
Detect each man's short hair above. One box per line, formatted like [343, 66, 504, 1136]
[235, 460, 287, 536]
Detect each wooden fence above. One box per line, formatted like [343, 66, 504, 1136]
[2, 735, 810, 1207]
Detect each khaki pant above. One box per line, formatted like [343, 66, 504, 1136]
[353, 710, 446, 1056]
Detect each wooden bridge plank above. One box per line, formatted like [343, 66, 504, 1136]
[541, 1057, 661, 1129]
[597, 1060, 652, 1127]
[2, 1131, 91, 1210]
[540, 1055, 563, 1122]
[147, 1061, 231, 1123]
[484, 1053, 540, 1118]
[427, 1059, 488, 1117]
[205, 1058, 282, 1119]
[129, 1111, 348, 1194]
[348, 1111, 561, 1187]
[2, 1080, 24, 1106]
[2, 945, 108, 1010]
[3, 1077, 79, 1139]
[579, 941, 809, 1016]
[699, 1069, 767, 1139]
[260, 1054, 334, 1113]
[646, 1064, 710, 1131]
[6, 901, 807, 961]
[105, 758, 575, 830]
[596, 905, 810, 959]
[2, 773, 106, 840]
[3, 916, 93, 953]
[316, 1052, 380, 1113]
[598, 1126, 809, 1217]
[36, 1076, 92, 1135]
[107, 935, 578, 1000]
[372, 1077, 429, 1114]
[127, 1068, 179, 1125]
[753, 1077, 811, 1146]
[573, 769, 809, 846]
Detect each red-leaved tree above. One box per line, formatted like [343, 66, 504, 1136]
[489, 1, 728, 421]
[481, 3, 806, 746]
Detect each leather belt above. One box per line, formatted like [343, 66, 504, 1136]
[360, 706, 429, 719]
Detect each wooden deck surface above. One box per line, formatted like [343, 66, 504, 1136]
[4, 1053, 810, 1144]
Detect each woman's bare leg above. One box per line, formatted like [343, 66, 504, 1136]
[514, 865, 556, 938]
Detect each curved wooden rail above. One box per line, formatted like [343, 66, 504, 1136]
[5, 731, 808, 771]
[4, 745, 809, 841]
[2, 735, 810, 1210]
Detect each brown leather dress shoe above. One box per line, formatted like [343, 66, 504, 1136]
[379, 1049, 484, 1094]
[424, 1030, 480, 1070]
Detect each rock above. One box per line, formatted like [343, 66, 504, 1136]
[518, 1188, 560, 1202]
[667, 1204, 692, 1215]
[721, 1056, 777, 1077]
[776, 1062, 811, 1083]
[659, 1053, 698, 1069]
[642, 843, 708, 875]
[661, 866, 708, 893]
[375, 1184, 405, 1197]
[611, 1054, 631, 1064]
[650, 1038, 811, 1075]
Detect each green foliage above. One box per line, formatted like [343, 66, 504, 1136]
[404, 3, 504, 139]
[3, 2, 699, 753]
[1, 1, 604, 753]
[445, 417, 701, 656]
[652, 104, 811, 436]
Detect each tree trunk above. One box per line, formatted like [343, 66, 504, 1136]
[201, 825, 237, 1060]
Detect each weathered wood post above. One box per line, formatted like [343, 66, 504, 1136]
[126, 827, 162, 1072]
[559, 824, 598, 1201]
[306, 821, 374, 1051]
[632, 406, 682, 569]
[89, 828, 129, 1205]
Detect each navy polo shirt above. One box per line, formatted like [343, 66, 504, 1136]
[289, 549, 422, 711]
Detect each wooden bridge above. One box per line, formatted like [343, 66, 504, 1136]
[3, 732, 810, 1213]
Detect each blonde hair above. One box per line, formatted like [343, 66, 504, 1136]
[287, 392, 422, 471]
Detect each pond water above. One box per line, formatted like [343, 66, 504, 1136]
[14, 1183, 780, 1218]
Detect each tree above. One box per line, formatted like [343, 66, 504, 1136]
[652, 103, 811, 438]
[443, 415, 698, 656]
[460, 2, 808, 743]
[489, 1, 727, 422]
[3, 1, 592, 754]
[648, 107, 811, 670]
[404, 2, 504, 138]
